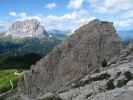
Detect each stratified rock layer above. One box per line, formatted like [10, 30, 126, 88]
[6, 19, 47, 38]
[18, 19, 123, 98]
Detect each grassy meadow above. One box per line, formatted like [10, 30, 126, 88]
[0, 69, 20, 93]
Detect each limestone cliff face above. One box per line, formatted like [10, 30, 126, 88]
[18, 19, 123, 98]
[6, 19, 48, 38]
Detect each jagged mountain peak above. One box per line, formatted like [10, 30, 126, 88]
[74, 19, 114, 34]
[6, 19, 48, 38]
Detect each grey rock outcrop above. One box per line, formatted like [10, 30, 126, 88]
[6, 19, 48, 38]
[17, 19, 123, 98]
[58, 42, 133, 100]
[108, 42, 133, 66]
[58, 59, 133, 100]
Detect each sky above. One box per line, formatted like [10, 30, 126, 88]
[0, 0, 133, 32]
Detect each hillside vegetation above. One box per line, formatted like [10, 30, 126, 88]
[0, 36, 62, 93]
[0, 69, 20, 93]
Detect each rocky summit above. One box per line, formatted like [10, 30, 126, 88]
[6, 19, 48, 38]
[5, 19, 122, 99]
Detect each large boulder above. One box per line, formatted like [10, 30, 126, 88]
[18, 19, 123, 98]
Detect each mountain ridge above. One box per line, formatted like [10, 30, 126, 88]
[6, 19, 48, 38]
[15, 19, 123, 98]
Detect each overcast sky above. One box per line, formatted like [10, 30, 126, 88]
[0, 0, 133, 32]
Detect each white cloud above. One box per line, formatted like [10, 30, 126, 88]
[17, 15, 42, 22]
[89, 0, 133, 13]
[19, 12, 27, 17]
[7, 10, 95, 31]
[115, 18, 133, 30]
[9, 12, 17, 17]
[88, 0, 133, 30]
[45, 3, 56, 9]
[68, 0, 84, 9]
[10, 12, 42, 22]
[43, 9, 95, 31]
[120, 10, 133, 19]
[0, 21, 11, 32]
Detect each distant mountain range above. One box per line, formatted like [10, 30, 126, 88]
[3, 19, 68, 39]
[6, 19, 48, 38]
[0, 35, 61, 69]
[0, 19, 69, 54]
[47, 29, 69, 40]
[0, 19, 66, 69]
[118, 30, 133, 40]
[118, 30, 133, 46]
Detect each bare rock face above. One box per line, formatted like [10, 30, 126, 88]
[6, 19, 48, 38]
[18, 19, 123, 98]
[59, 62, 133, 100]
